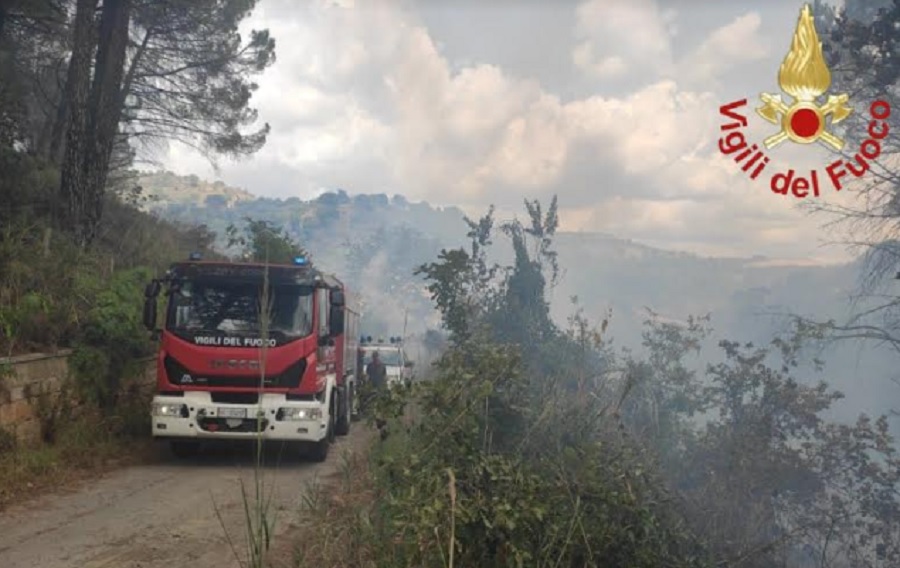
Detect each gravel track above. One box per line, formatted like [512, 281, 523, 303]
[0, 430, 366, 568]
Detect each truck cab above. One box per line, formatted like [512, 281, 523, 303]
[142, 255, 359, 461]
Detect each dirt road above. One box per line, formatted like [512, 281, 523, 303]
[0, 430, 367, 568]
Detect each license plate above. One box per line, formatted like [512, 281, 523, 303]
[217, 407, 247, 418]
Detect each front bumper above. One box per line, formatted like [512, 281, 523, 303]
[151, 391, 328, 442]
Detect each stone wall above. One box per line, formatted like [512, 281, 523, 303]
[0, 350, 156, 446]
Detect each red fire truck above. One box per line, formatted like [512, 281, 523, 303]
[141, 253, 359, 461]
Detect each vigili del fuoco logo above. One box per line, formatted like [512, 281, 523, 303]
[718, 3, 891, 199]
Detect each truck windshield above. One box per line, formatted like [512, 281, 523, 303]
[167, 278, 314, 338]
[363, 348, 402, 367]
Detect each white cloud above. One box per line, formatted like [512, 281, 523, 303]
[157, 0, 859, 264]
[571, 0, 676, 80]
[679, 13, 770, 87]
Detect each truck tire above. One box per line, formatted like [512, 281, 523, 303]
[170, 440, 199, 459]
[308, 393, 336, 462]
[336, 385, 352, 436]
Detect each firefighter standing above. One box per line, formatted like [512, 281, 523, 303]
[365, 351, 389, 439]
[366, 350, 387, 390]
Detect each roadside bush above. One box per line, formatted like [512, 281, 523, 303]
[107, 379, 153, 438]
[359, 335, 708, 568]
[0, 188, 217, 358]
[70, 267, 155, 412]
[309, 197, 899, 568]
[0, 174, 215, 508]
[29, 379, 75, 445]
[321, 198, 713, 567]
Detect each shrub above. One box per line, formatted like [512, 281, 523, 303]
[70, 268, 155, 412]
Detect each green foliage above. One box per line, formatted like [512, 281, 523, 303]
[811, 0, 900, 362]
[326, 193, 900, 568]
[30, 379, 76, 445]
[70, 268, 155, 411]
[615, 312, 900, 567]
[415, 206, 500, 341]
[1, 0, 275, 244]
[361, 335, 707, 568]
[823, 0, 899, 97]
[0, 150, 59, 217]
[0, 0, 274, 509]
[226, 216, 309, 264]
[350, 197, 712, 567]
[0, 220, 85, 352]
[126, 0, 276, 157]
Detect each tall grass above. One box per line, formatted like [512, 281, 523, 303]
[214, 252, 278, 568]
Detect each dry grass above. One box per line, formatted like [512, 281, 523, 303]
[265, 428, 380, 568]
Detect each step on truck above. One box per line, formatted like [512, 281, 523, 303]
[141, 253, 360, 461]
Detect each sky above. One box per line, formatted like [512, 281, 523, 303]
[153, 0, 882, 264]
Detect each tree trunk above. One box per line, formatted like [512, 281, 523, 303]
[47, 56, 72, 164]
[0, 5, 7, 43]
[57, 0, 98, 241]
[80, 0, 131, 246]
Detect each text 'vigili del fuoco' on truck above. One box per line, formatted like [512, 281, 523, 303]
[141, 253, 360, 461]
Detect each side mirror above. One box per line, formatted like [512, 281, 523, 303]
[329, 306, 345, 336]
[331, 290, 345, 307]
[144, 280, 161, 298]
[142, 297, 157, 331]
[404, 361, 414, 368]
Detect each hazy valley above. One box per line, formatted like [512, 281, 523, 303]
[138, 171, 899, 424]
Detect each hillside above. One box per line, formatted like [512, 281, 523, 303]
[137, 171, 897, 420]
[139, 170, 257, 208]
[137, 171, 860, 339]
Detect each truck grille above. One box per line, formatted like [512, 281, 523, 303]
[164, 356, 306, 389]
[198, 417, 270, 433]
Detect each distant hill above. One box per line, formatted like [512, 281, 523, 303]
[135, 170, 858, 340]
[136, 170, 897, 421]
[140, 168, 856, 344]
[138, 170, 256, 208]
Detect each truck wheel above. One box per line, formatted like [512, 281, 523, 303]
[170, 440, 199, 459]
[336, 385, 352, 436]
[308, 395, 336, 462]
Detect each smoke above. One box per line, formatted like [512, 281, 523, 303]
[346, 247, 443, 372]
[356, 249, 407, 334]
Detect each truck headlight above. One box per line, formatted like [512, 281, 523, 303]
[152, 402, 187, 417]
[279, 408, 322, 421]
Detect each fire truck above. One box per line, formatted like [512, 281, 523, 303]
[359, 336, 414, 387]
[141, 253, 359, 461]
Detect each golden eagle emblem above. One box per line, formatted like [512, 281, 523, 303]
[756, 3, 852, 150]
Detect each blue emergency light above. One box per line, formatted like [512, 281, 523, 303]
[292, 255, 308, 266]
[189, 251, 202, 260]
